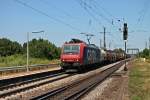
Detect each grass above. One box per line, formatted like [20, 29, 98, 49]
[0, 54, 60, 67]
[129, 58, 150, 100]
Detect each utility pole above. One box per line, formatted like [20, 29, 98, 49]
[149, 37, 150, 56]
[100, 39, 102, 48]
[104, 27, 106, 49]
[26, 30, 44, 72]
[145, 41, 147, 49]
[109, 42, 111, 49]
[100, 27, 110, 49]
[27, 32, 29, 72]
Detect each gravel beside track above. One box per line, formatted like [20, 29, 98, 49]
[0, 67, 61, 90]
[0, 73, 73, 99]
[31, 61, 125, 100]
[0, 60, 130, 100]
[81, 62, 130, 100]
[2, 62, 120, 100]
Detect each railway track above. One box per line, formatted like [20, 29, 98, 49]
[0, 59, 130, 99]
[0, 69, 61, 90]
[31, 60, 127, 100]
[0, 70, 75, 99]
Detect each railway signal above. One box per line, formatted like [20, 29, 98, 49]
[123, 23, 128, 40]
[123, 23, 128, 71]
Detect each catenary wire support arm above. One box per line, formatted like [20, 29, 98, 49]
[80, 33, 94, 44]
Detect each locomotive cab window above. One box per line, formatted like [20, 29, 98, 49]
[63, 45, 80, 54]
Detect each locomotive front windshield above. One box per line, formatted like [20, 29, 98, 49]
[63, 45, 80, 54]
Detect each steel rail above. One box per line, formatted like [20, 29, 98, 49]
[31, 60, 127, 100]
[0, 73, 75, 98]
[0, 69, 62, 90]
[65, 61, 124, 100]
[0, 71, 65, 91]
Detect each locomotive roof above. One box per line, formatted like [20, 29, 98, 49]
[64, 38, 99, 49]
[68, 38, 85, 43]
[87, 44, 99, 49]
[64, 42, 99, 49]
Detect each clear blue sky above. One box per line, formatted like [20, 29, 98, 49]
[0, 0, 150, 50]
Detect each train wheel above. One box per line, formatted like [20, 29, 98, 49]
[77, 66, 85, 73]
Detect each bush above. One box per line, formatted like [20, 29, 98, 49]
[0, 54, 60, 67]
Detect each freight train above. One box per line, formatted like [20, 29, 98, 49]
[60, 39, 125, 72]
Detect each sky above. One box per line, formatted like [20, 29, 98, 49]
[0, 0, 150, 51]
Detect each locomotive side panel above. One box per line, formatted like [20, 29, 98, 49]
[83, 47, 100, 66]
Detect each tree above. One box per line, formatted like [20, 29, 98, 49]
[114, 48, 124, 53]
[0, 38, 22, 56]
[0, 38, 61, 59]
[140, 48, 149, 58]
[23, 38, 61, 59]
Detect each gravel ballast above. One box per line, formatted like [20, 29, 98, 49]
[81, 62, 130, 100]
[1, 62, 122, 100]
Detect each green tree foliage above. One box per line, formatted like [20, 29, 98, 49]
[0, 38, 61, 60]
[113, 48, 124, 53]
[23, 38, 61, 59]
[139, 48, 150, 58]
[0, 38, 22, 56]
